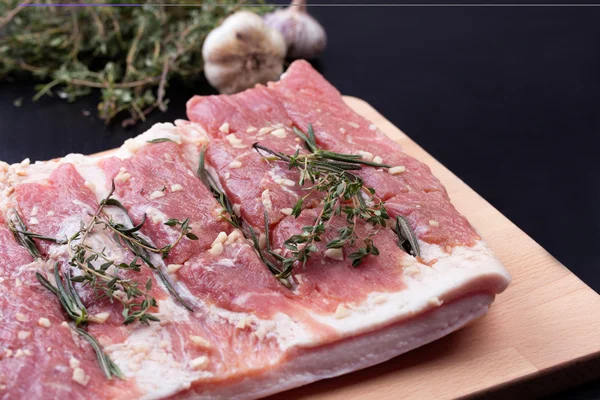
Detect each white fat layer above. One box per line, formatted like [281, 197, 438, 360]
[309, 240, 510, 335]
[105, 306, 207, 400]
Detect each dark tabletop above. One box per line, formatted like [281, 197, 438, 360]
[1, 2, 599, 399]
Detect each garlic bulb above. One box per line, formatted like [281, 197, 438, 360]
[263, 0, 326, 60]
[202, 11, 287, 94]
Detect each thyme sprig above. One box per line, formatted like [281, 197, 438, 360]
[0, 0, 274, 126]
[253, 124, 391, 270]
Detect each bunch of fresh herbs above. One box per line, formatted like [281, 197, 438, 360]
[0, 0, 273, 126]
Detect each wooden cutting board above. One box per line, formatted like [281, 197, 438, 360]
[267, 96, 600, 399]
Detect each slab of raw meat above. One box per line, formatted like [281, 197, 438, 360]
[0, 60, 510, 400]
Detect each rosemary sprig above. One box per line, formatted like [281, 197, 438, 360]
[394, 215, 421, 258]
[147, 138, 176, 144]
[197, 147, 242, 229]
[8, 210, 42, 258]
[36, 265, 123, 379]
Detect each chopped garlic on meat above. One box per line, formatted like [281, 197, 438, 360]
[324, 248, 344, 261]
[167, 264, 183, 274]
[69, 357, 80, 369]
[280, 208, 293, 216]
[18, 330, 30, 340]
[115, 168, 131, 183]
[37, 318, 51, 328]
[171, 184, 183, 192]
[334, 304, 350, 319]
[270, 128, 287, 138]
[258, 126, 273, 135]
[209, 242, 224, 256]
[149, 190, 165, 200]
[228, 160, 242, 169]
[225, 134, 247, 148]
[388, 166, 406, 175]
[31, 206, 38, 216]
[348, 122, 360, 129]
[357, 150, 373, 162]
[246, 126, 257, 133]
[29, 217, 39, 225]
[372, 156, 383, 164]
[428, 297, 443, 307]
[211, 232, 228, 247]
[189, 356, 209, 370]
[190, 335, 212, 349]
[16, 312, 28, 322]
[368, 124, 377, 131]
[219, 122, 230, 134]
[233, 204, 241, 217]
[72, 368, 89, 386]
[429, 220, 440, 227]
[92, 312, 110, 324]
[226, 229, 242, 244]
[339, 127, 346, 134]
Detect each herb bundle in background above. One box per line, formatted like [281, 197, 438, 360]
[0, 0, 273, 126]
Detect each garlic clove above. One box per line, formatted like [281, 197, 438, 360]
[264, 0, 327, 60]
[202, 11, 287, 94]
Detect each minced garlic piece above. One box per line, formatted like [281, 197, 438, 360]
[38, 317, 51, 328]
[92, 312, 111, 324]
[167, 264, 183, 274]
[324, 248, 344, 261]
[209, 242, 224, 256]
[219, 122, 230, 134]
[388, 166, 406, 175]
[228, 160, 242, 169]
[171, 184, 183, 192]
[226, 230, 242, 244]
[190, 335, 212, 349]
[72, 368, 89, 386]
[348, 122, 360, 129]
[211, 232, 228, 247]
[189, 356, 209, 370]
[233, 204, 241, 217]
[149, 190, 165, 200]
[258, 126, 273, 135]
[69, 357, 80, 369]
[16, 312, 28, 322]
[115, 169, 131, 183]
[225, 134, 246, 148]
[270, 128, 287, 138]
[428, 297, 443, 307]
[246, 126, 257, 133]
[280, 208, 293, 216]
[372, 156, 383, 164]
[339, 127, 346, 134]
[334, 304, 350, 319]
[357, 150, 373, 162]
[31, 206, 38, 216]
[429, 220, 440, 227]
[29, 217, 39, 225]
[18, 330, 30, 340]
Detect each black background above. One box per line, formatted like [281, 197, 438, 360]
[1, 2, 599, 398]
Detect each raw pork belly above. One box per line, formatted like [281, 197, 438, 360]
[0, 60, 510, 400]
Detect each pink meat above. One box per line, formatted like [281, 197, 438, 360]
[0, 217, 138, 399]
[268, 60, 480, 248]
[270, 209, 406, 313]
[100, 141, 231, 263]
[188, 86, 320, 229]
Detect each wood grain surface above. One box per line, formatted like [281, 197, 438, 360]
[266, 96, 600, 399]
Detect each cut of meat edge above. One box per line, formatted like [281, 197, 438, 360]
[179, 292, 495, 399]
